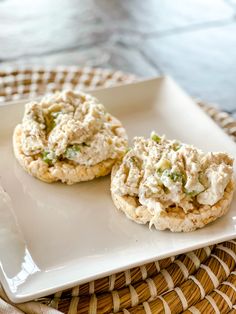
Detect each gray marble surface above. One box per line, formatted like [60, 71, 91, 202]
[0, 0, 236, 113]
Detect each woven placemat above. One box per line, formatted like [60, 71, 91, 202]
[0, 66, 236, 314]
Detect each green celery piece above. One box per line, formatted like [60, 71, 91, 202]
[168, 172, 183, 182]
[65, 144, 81, 159]
[184, 189, 199, 197]
[172, 143, 181, 151]
[151, 133, 161, 143]
[156, 168, 163, 176]
[42, 151, 53, 165]
[73, 144, 81, 152]
[46, 111, 61, 133]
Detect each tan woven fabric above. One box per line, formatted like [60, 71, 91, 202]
[0, 66, 236, 314]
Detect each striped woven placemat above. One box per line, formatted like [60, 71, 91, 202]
[0, 66, 236, 314]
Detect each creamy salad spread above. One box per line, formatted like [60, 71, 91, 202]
[20, 91, 127, 166]
[111, 132, 234, 218]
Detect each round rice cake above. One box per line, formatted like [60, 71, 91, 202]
[13, 90, 128, 184]
[110, 134, 235, 232]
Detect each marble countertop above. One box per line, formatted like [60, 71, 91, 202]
[0, 0, 236, 117]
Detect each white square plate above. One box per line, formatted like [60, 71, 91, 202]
[0, 77, 236, 303]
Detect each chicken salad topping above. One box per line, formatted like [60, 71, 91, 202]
[112, 132, 233, 215]
[20, 91, 128, 166]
